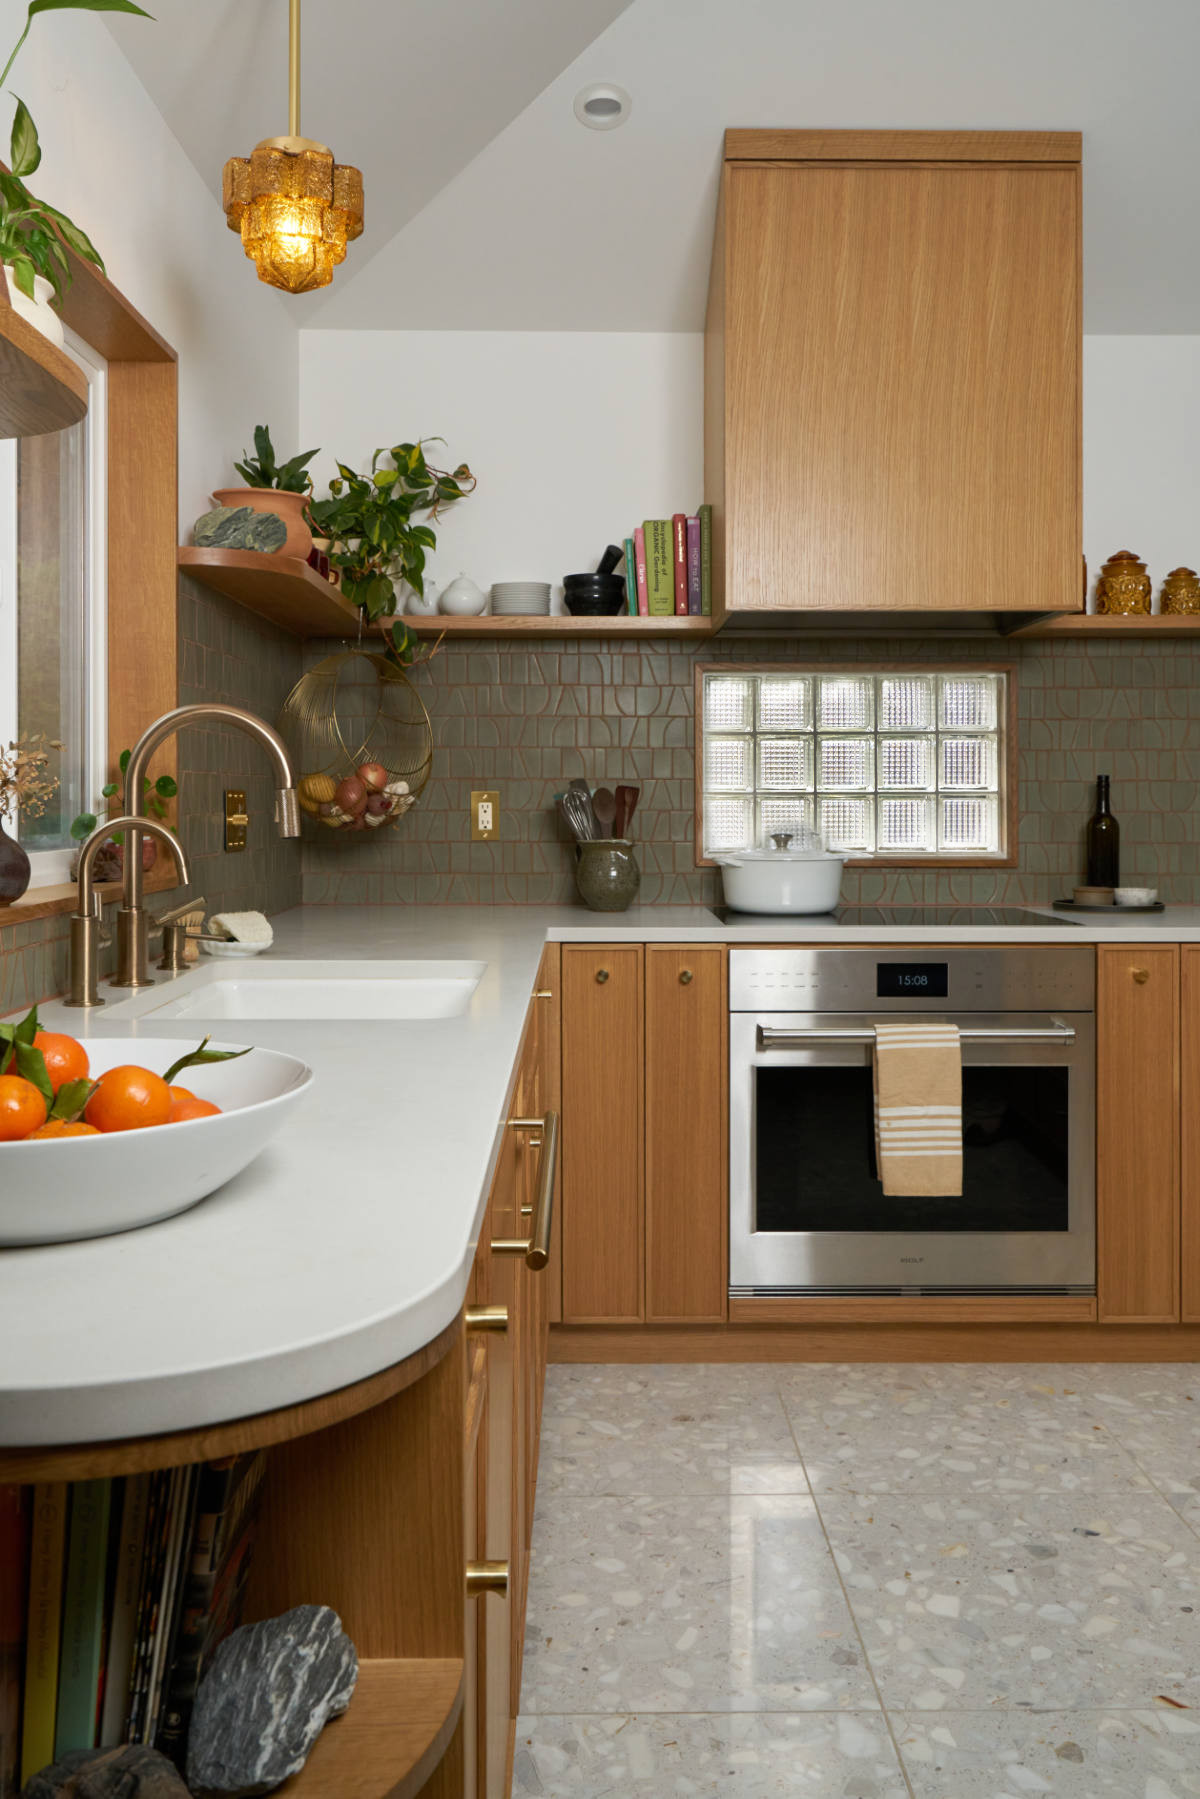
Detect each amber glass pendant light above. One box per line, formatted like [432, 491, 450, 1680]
[222, 0, 363, 294]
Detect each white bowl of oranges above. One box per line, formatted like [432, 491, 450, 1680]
[0, 1010, 313, 1246]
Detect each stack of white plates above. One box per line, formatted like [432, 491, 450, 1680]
[491, 581, 551, 616]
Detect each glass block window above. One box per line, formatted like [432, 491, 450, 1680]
[699, 669, 1009, 860]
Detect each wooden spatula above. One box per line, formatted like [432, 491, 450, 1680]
[615, 784, 639, 838]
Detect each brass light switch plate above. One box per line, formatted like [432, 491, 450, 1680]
[471, 790, 499, 841]
[225, 789, 248, 852]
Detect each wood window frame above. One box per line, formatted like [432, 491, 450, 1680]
[693, 660, 1019, 870]
[0, 244, 179, 930]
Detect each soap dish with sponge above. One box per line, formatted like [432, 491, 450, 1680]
[197, 910, 274, 958]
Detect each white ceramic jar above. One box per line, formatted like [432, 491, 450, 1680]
[438, 573, 488, 615]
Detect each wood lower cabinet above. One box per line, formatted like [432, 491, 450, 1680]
[561, 945, 644, 1322]
[645, 946, 728, 1322]
[1181, 948, 1200, 1322]
[466, 952, 558, 1797]
[1096, 944, 1180, 1322]
[707, 131, 1081, 620]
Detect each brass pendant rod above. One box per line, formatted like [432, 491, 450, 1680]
[288, 0, 301, 139]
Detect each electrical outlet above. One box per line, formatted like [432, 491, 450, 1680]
[471, 790, 499, 841]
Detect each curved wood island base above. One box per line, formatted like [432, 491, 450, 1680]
[1, 947, 562, 1799]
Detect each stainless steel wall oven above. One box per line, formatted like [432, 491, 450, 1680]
[729, 947, 1095, 1295]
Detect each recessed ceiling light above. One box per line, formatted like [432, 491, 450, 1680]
[574, 84, 632, 131]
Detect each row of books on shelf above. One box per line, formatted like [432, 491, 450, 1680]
[1, 1454, 264, 1794]
[624, 507, 714, 616]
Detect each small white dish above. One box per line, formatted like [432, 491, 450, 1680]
[1115, 886, 1158, 906]
[201, 938, 270, 959]
[0, 1039, 312, 1245]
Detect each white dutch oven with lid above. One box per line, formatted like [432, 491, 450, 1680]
[715, 830, 845, 915]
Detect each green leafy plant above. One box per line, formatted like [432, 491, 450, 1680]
[69, 746, 177, 843]
[234, 424, 320, 494]
[0, 0, 153, 305]
[308, 439, 476, 621]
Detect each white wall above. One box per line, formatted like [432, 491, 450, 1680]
[300, 327, 1200, 611]
[1083, 337, 1200, 598]
[0, 3, 298, 519]
[298, 330, 703, 608]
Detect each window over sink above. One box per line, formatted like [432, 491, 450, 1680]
[696, 665, 1014, 865]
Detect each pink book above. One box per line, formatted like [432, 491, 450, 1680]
[672, 513, 688, 615]
[686, 516, 702, 616]
[634, 525, 649, 617]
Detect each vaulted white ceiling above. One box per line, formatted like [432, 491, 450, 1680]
[107, 0, 1200, 334]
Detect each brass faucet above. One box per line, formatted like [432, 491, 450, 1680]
[111, 704, 301, 990]
[65, 815, 190, 1008]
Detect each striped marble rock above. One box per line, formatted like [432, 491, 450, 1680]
[185, 1604, 358, 1797]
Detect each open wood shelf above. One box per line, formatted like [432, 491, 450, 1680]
[179, 547, 370, 637]
[179, 547, 719, 638]
[399, 612, 716, 637]
[1011, 612, 1200, 639]
[283, 1657, 463, 1799]
[0, 303, 88, 438]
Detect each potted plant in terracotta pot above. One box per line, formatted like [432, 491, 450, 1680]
[0, 0, 152, 343]
[211, 425, 320, 559]
[69, 749, 177, 882]
[0, 735, 61, 904]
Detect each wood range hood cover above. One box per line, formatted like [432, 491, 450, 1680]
[705, 130, 1083, 634]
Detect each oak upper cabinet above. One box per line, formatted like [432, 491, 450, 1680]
[561, 945, 644, 1322]
[705, 130, 1082, 620]
[645, 946, 728, 1322]
[1096, 945, 1180, 1323]
[1181, 949, 1200, 1322]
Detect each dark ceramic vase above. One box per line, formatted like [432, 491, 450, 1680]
[0, 818, 31, 905]
[575, 838, 640, 912]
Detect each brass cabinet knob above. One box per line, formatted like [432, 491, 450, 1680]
[466, 1561, 509, 1598]
[465, 1305, 509, 1333]
[679, 969, 694, 985]
[1132, 967, 1150, 984]
[595, 968, 610, 983]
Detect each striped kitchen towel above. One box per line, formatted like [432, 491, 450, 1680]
[872, 1021, 963, 1197]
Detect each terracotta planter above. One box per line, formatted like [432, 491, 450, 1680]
[211, 487, 312, 559]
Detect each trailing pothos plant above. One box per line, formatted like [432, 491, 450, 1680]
[308, 439, 476, 622]
[0, 0, 153, 307]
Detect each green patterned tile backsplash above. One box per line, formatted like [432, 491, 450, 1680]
[300, 631, 1200, 908]
[0, 578, 304, 1016]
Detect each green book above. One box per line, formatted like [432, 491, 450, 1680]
[54, 1481, 112, 1758]
[698, 503, 713, 616]
[623, 535, 637, 615]
[643, 519, 674, 616]
[20, 1483, 67, 1786]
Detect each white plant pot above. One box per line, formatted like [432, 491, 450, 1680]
[3, 266, 65, 346]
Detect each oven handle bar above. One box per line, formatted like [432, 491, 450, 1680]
[757, 1022, 1077, 1048]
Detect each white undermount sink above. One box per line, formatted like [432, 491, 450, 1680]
[134, 960, 487, 1022]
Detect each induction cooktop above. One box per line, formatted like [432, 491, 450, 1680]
[710, 906, 1078, 928]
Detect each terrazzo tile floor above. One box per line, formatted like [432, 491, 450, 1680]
[514, 1362, 1200, 1797]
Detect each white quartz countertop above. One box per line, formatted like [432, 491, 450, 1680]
[6, 899, 1200, 1448]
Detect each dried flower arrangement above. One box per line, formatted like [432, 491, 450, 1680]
[0, 734, 61, 823]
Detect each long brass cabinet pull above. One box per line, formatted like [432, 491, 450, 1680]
[466, 1561, 509, 1597]
[491, 1109, 559, 1270]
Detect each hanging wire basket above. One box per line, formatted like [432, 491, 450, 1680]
[277, 649, 433, 836]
